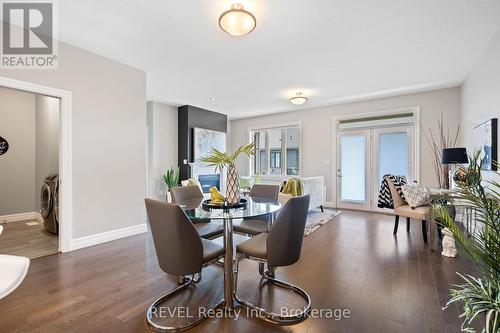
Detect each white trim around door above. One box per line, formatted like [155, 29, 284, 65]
[0, 76, 73, 253]
[332, 107, 421, 212]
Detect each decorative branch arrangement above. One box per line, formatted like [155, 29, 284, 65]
[200, 142, 255, 172]
[200, 142, 255, 204]
[421, 112, 460, 188]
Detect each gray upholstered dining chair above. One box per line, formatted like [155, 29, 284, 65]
[170, 185, 224, 239]
[144, 198, 225, 332]
[234, 195, 311, 325]
[385, 176, 430, 243]
[233, 184, 280, 236]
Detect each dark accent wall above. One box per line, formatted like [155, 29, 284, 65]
[178, 105, 227, 180]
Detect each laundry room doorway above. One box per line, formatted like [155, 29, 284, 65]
[0, 77, 72, 256]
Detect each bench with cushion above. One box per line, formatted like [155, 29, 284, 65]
[385, 176, 430, 243]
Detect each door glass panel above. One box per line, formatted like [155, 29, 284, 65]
[268, 129, 282, 175]
[378, 132, 408, 187]
[286, 127, 300, 175]
[253, 131, 266, 175]
[340, 135, 366, 202]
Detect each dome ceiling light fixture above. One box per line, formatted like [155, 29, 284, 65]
[289, 92, 308, 105]
[219, 3, 256, 36]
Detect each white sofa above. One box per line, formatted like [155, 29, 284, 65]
[278, 176, 326, 211]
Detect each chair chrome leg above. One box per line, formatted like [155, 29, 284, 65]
[258, 262, 265, 276]
[234, 268, 311, 325]
[146, 275, 223, 332]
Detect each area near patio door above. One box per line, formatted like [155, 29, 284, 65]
[336, 111, 418, 212]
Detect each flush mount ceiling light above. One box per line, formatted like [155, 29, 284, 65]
[219, 3, 256, 36]
[289, 92, 308, 105]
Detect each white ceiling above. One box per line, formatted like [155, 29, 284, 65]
[58, 0, 500, 119]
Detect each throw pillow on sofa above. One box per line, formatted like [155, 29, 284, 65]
[401, 184, 429, 209]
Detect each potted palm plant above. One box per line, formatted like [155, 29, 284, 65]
[436, 153, 499, 332]
[200, 142, 255, 204]
[162, 166, 180, 202]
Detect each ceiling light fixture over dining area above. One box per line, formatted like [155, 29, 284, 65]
[219, 3, 256, 36]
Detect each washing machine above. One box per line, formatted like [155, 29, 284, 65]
[41, 174, 59, 234]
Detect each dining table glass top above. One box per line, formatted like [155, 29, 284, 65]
[177, 196, 281, 220]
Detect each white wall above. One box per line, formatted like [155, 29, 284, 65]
[461, 27, 500, 176]
[230, 87, 461, 202]
[146, 101, 178, 201]
[0, 41, 147, 239]
[0, 87, 36, 215]
[35, 95, 60, 210]
[460, 30, 500, 182]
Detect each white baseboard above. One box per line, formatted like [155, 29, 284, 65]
[71, 223, 148, 251]
[0, 212, 43, 223]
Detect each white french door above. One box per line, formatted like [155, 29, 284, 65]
[337, 125, 415, 211]
[371, 126, 415, 212]
[337, 130, 371, 210]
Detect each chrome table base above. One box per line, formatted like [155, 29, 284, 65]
[223, 217, 235, 311]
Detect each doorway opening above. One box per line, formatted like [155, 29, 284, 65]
[0, 87, 60, 258]
[0, 76, 72, 255]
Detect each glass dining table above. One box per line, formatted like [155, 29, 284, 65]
[176, 196, 281, 311]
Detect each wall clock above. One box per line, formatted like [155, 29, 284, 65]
[0, 136, 9, 155]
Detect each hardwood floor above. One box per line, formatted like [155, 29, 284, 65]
[0, 220, 58, 259]
[0, 211, 480, 332]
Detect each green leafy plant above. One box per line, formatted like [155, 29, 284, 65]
[162, 166, 180, 190]
[436, 153, 500, 332]
[200, 142, 255, 171]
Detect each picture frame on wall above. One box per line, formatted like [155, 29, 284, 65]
[474, 118, 498, 171]
[193, 127, 226, 162]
